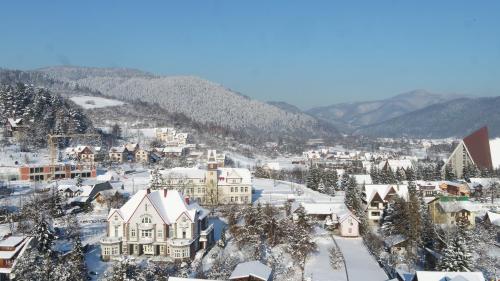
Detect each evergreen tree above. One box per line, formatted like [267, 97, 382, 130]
[380, 201, 397, 236]
[317, 179, 326, 194]
[149, 168, 163, 190]
[370, 166, 380, 184]
[75, 174, 83, 187]
[306, 166, 321, 191]
[340, 173, 350, 191]
[32, 216, 55, 254]
[324, 169, 338, 190]
[444, 165, 456, 181]
[395, 167, 406, 183]
[438, 217, 473, 272]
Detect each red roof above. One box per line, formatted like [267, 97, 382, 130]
[463, 126, 493, 170]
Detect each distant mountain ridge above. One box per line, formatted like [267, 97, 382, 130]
[35, 66, 337, 140]
[355, 96, 500, 138]
[306, 90, 465, 131]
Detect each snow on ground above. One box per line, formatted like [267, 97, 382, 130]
[70, 96, 125, 109]
[225, 152, 305, 171]
[334, 236, 388, 281]
[86, 244, 110, 280]
[304, 227, 347, 281]
[252, 178, 344, 206]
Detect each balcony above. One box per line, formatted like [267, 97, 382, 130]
[139, 237, 154, 244]
[138, 223, 154, 230]
[100, 236, 122, 244]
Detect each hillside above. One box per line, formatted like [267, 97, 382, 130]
[356, 96, 500, 138]
[36, 66, 337, 140]
[307, 90, 464, 131]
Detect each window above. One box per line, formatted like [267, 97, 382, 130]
[371, 202, 379, 208]
[240, 187, 244, 192]
[114, 226, 119, 237]
[158, 229, 163, 238]
[141, 229, 152, 238]
[235, 197, 238, 202]
[231, 197, 234, 202]
[169, 227, 174, 238]
[371, 211, 381, 216]
[104, 247, 110, 255]
[142, 217, 152, 224]
[245, 187, 248, 192]
[112, 247, 118, 255]
[182, 231, 186, 239]
[131, 229, 136, 237]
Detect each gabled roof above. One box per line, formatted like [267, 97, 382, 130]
[365, 184, 409, 204]
[462, 127, 493, 170]
[337, 210, 360, 224]
[109, 189, 208, 225]
[229, 260, 272, 281]
[485, 211, 500, 226]
[437, 201, 479, 213]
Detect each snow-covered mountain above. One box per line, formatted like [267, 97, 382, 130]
[307, 90, 464, 131]
[356, 96, 500, 138]
[36, 66, 337, 139]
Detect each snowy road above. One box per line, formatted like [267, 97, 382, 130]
[334, 236, 388, 281]
[304, 228, 347, 281]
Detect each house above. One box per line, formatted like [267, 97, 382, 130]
[384, 234, 408, 255]
[100, 189, 214, 261]
[411, 271, 485, 281]
[439, 181, 470, 196]
[467, 177, 499, 197]
[157, 164, 252, 205]
[207, 150, 225, 167]
[442, 126, 493, 179]
[69, 181, 113, 206]
[109, 146, 128, 163]
[484, 211, 500, 226]
[64, 145, 95, 162]
[363, 184, 408, 224]
[337, 210, 360, 237]
[19, 163, 96, 181]
[4, 118, 26, 140]
[163, 146, 185, 157]
[57, 184, 82, 198]
[428, 197, 478, 226]
[415, 181, 442, 197]
[229, 260, 272, 281]
[135, 148, 150, 163]
[0, 235, 32, 281]
[125, 143, 139, 161]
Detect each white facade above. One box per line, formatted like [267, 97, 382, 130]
[100, 189, 214, 261]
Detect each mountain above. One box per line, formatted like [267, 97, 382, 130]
[35, 66, 337, 140]
[306, 90, 464, 131]
[356, 96, 500, 138]
[266, 101, 303, 114]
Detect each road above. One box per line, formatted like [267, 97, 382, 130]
[334, 236, 388, 281]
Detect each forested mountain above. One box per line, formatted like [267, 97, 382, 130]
[0, 84, 92, 147]
[307, 90, 464, 131]
[356, 96, 500, 138]
[35, 66, 338, 140]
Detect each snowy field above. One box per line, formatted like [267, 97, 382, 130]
[225, 151, 305, 170]
[334, 236, 388, 281]
[252, 178, 345, 206]
[70, 95, 125, 109]
[304, 227, 347, 281]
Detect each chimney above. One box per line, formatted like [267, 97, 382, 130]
[146, 188, 150, 194]
[184, 196, 190, 205]
[164, 189, 168, 197]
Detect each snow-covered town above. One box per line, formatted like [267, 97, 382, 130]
[1, 2, 500, 281]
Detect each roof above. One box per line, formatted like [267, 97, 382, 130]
[159, 167, 206, 179]
[0, 236, 25, 247]
[298, 203, 346, 216]
[218, 168, 252, 185]
[364, 184, 409, 204]
[384, 234, 407, 248]
[352, 174, 373, 185]
[109, 189, 209, 224]
[163, 146, 184, 153]
[229, 260, 272, 281]
[437, 201, 479, 213]
[0, 236, 29, 260]
[109, 146, 126, 153]
[462, 127, 493, 170]
[414, 271, 485, 281]
[168, 277, 220, 281]
[485, 211, 500, 226]
[337, 210, 360, 224]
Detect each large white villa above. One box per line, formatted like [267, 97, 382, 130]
[100, 189, 214, 261]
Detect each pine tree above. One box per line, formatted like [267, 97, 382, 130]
[324, 169, 338, 190]
[380, 201, 397, 236]
[444, 165, 456, 181]
[419, 197, 435, 248]
[340, 173, 350, 191]
[317, 179, 326, 194]
[306, 167, 321, 191]
[438, 217, 473, 272]
[370, 166, 380, 184]
[32, 216, 55, 254]
[149, 168, 163, 190]
[75, 174, 83, 187]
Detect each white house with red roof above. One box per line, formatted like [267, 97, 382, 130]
[100, 188, 213, 261]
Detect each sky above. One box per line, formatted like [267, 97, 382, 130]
[1, 1, 499, 109]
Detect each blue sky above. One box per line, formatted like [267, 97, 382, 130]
[1, 1, 499, 108]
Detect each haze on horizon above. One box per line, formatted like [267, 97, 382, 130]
[1, 0, 499, 109]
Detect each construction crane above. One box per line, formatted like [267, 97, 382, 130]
[47, 133, 101, 181]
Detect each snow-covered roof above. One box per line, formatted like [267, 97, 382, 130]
[229, 260, 272, 281]
[437, 201, 479, 213]
[352, 174, 372, 185]
[218, 168, 252, 185]
[414, 271, 485, 281]
[0, 236, 24, 248]
[109, 189, 209, 225]
[364, 184, 408, 204]
[7, 118, 22, 127]
[163, 146, 184, 153]
[384, 234, 407, 248]
[57, 184, 80, 193]
[125, 143, 139, 151]
[168, 277, 220, 281]
[109, 146, 126, 153]
[378, 159, 413, 171]
[337, 210, 360, 224]
[0, 236, 30, 260]
[159, 167, 206, 179]
[485, 211, 500, 226]
[299, 203, 345, 216]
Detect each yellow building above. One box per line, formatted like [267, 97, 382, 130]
[428, 197, 478, 227]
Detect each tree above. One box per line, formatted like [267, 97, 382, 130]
[444, 165, 456, 181]
[32, 216, 55, 254]
[438, 217, 473, 272]
[306, 167, 321, 191]
[340, 173, 350, 191]
[370, 166, 380, 184]
[149, 168, 163, 190]
[75, 174, 83, 187]
[317, 179, 326, 194]
[324, 169, 338, 190]
[329, 245, 344, 270]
